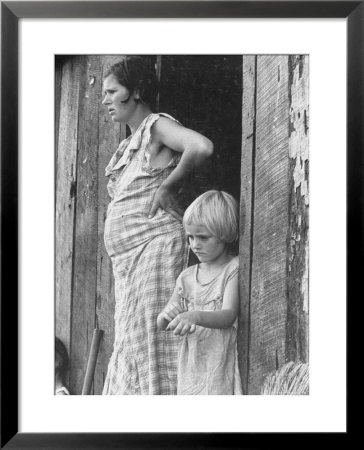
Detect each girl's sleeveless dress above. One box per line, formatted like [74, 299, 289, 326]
[102, 113, 188, 395]
[169, 256, 242, 395]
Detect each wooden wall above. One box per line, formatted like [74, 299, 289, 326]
[55, 55, 308, 395]
[238, 55, 309, 394]
[56, 56, 124, 394]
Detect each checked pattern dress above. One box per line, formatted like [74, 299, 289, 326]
[102, 113, 188, 395]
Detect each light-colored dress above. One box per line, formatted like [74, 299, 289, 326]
[102, 113, 188, 395]
[169, 256, 242, 395]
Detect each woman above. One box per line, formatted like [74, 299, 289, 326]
[101, 56, 213, 394]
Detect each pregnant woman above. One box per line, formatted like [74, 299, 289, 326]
[101, 56, 213, 394]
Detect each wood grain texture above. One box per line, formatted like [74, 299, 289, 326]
[238, 55, 256, 394]
[248, 55, 290, 393]
[94, 55, 125, 394]
[70, 56, 99, 394]
[286, 56, 309, 365]
[55, 58, 83, 363]
[55, 60, 63, 179]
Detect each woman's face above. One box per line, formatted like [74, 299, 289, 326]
[102, 74, 137, 123]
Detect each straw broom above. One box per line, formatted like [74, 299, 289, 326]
[261, 361, 309, 395]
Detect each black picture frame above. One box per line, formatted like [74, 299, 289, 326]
[1, 1, 359, 448]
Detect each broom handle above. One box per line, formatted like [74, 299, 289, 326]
[81, 328, 103, 395]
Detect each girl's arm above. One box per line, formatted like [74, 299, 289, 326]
[148, 117, 213, 218]
[167, 273, 239, 336]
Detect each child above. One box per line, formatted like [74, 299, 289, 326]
[157, 190, 242, 395]
[55, 337, 70, 395]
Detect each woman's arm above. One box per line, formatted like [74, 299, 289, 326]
[148, 117, 213, 218]
[167, 274, 239, 336]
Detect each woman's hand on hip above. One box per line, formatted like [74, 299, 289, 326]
[148, 184, 182, 220]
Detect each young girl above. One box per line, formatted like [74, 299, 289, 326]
[157, 190, 242, 395]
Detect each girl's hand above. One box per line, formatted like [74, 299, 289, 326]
[148, 184, 182, 220]
[161, 303, 185, 322]
[167, 311, 199, 336]
[157, 303, 185, 331]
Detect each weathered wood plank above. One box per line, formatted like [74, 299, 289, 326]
[94, 56, 126, 394]
[55, 58, 83, 369]
[70, 56, 99, 394]
[55, 59, 63, 179]
[248, 55, 290, 394]
[286, 56, 309, 364]
[238, 55, 256, 394]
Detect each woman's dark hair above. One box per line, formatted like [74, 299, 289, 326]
[105, 56, 159, 109]
[55, 336, 69, 375]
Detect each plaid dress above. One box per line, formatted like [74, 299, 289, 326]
[102, 113, 188, 395]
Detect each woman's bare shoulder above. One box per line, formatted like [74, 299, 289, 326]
[152, 115, 183, 135]
[151, 113, 213, 154]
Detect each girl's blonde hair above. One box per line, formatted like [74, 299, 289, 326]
[183, 190, 239, 244]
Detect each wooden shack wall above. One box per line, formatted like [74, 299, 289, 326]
[238, 55, 309, 394]
[55, 55, 308, 395]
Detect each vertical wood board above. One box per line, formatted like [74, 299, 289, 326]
[55, 60, 63, 181]
[70, 56, 99, 394]
[55, 58, 83, 359]
[238, 55, 256, 394]
[248, 55, 290, 393]
[286, 56, 309, 364]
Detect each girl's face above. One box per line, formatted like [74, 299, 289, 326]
[102, 74, 138, 123]
[185, 223, 227, 266]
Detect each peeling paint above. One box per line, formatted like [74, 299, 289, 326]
[288, 55, 309, 206]
[304, 109, 309, 135]
[286, 55, 309, 364]
[298, 57, 304, 79]
[288, 119, 296, 135]
[302, 236, 309, 313]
